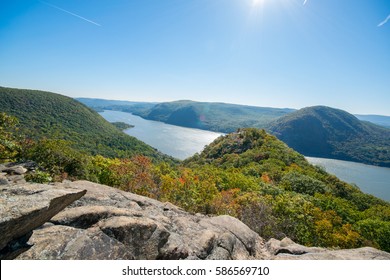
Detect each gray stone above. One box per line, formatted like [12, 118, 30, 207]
[51, 205, 142, 229]
[268, 238, 390, 260]
[52, 181, 269, 260]
[208, 215, 266, 258]
[16, 223, 134, 260]
[6, 175, 26, 184]
[274, 247, 390, 260]
[266, 237, 325, 256]
[3, 180, 390, 260]
[0, 183, 86, 257]
[0, 176, 9, 185]
[3, 166, 28, 175]
[98, 216, 170, 260]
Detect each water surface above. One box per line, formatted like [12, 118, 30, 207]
[100, 110, 223, 160]
[306, 157, 390, 202]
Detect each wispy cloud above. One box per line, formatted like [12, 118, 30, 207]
[378, 14, 390, 27]
[39, 0, 101, 26]
[303, 0, 308, 5]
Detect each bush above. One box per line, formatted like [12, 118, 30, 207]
[281, 171, 327, 195]
[0, 112, 21, 162]
[25, 170, 53, 183]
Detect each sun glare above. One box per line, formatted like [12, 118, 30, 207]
[252, 0, 263, 6]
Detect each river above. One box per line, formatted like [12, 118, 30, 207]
[306, 157, 390, 202]
[100, 110, 390, 201]
[100, 110, 223, 160]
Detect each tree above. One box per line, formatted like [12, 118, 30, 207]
[0, 112, 20, 162]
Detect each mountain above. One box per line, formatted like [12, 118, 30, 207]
[268, 106, 390, 167]
[355, 114, 390, 128]
[78, 97, 390, 130]
[133, 100, 294, 133]
[183, 128, 389, 251]
[76, 98, 156, 113]
[0, 86, 168, 160]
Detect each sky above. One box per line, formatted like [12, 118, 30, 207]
[0, 0, 389, 115]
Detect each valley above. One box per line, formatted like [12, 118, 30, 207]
[1, 86, 390, 256]
[101, 110, 390, 202]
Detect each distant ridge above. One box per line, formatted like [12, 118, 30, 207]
[78, 98, 390, 130]
[355, 114, 390, 128]
[268, 106, 390, 167]
[132, 100, 294, 133]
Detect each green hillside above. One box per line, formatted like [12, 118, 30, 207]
[134, 100, 294, 133]
[0, 86, 168, 160]
[181, 128, 390, 251]
[268, 106, 390, 167]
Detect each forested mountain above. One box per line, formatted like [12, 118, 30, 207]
[0, 87, 169, 160]
[268, 106, 390, 167]
[181, 128, 390, 251]
[355, 114, 390, 128]
[133, 100, 294, 133]
[78, 97, 390, 130]
[76, 98, 156, 113]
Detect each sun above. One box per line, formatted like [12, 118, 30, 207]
[252, 0, 263, 6]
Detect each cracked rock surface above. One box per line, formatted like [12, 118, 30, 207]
[23, 181, 267, 260]
[1, 180, 389, 260]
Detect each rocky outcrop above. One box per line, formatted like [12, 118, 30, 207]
[0, 183, 86, 259]
[0, 162, 37, 185]
[269, 238, 390, 260]
[16, 181, 267, 260]
[1, 180, 390, 260]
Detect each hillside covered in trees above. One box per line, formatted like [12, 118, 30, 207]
[0, 87, 171, 161]
[268, 106, 390, 167]
[77, 99, 294, 133]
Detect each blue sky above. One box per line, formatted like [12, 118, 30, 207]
[1, 0, 389, 115]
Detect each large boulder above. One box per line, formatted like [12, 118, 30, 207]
[268, 237, 390, 260]
[2, 180, 389, 260]
[17, 223, 134, 260]
[17, 180, 268, 260]
[0, 183, 86, 259]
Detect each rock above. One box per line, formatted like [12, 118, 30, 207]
[0, 176, 9, 186]
[19, 161, 39, 171]
[269, 238, 390, 260]
[0, 183, 86, 259]
[0, 231, 33, 260]
[266, 237, 325, 256]
[51, 205, 142, 229]
[47, 181, 268, 260]
[275, 246, 390, 260]
[17, 223, 134, 260]
[208, 215, 265, 258]
[3, 165, 28, 175]
[6, 175, 26, 184]
[98, 216, 170, 260]
[3, 180, 390, 260]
